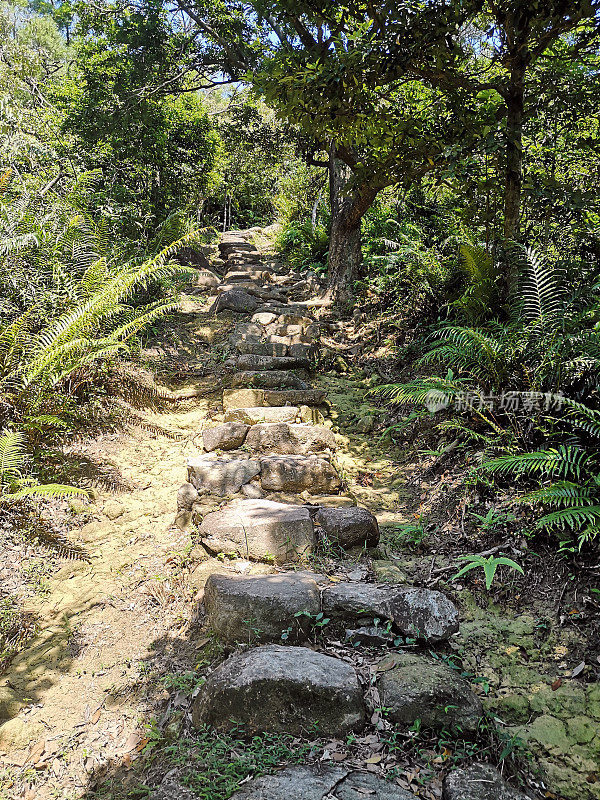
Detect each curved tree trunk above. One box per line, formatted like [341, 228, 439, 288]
[327, 145, 378, 303]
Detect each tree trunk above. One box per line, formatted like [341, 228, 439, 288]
[326, 144, 378, 302]
[503, 64, 525, 242]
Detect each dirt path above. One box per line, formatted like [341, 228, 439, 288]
[0, 233, 404, 799]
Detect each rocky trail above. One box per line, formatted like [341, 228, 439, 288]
[0, 231, 598, 800]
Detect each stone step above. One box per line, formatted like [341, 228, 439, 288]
[228, 766, 420, 800]
[202, 421, 249, 452]
[222, 388, 327, 409]
[224, 406, 299, 425]
[321, 581, 458, 642]
[244, 422, 337, 455]
[231, 371, 309, 390]
[186, 451, 340, 498]
[259, 454, 341, 494]
[197, 499, 314, 563]
[313, 506, 380, 548]
[203, 572, 320, 643]
[191, 644, 365, 736]
[212, 288, 259, 314]
[187, 454, 260, 497]
[375, 651, 483, 733]
[235, 354, 312, 372]
[203, 570, 458, 644]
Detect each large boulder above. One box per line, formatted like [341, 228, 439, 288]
[230, 766, 419, 800]
[232, 371, 308, 390]
[202, 422, 249, 452]
[187, 455, 260, 496]
[315, 506, 379, 548]
[214, 289, 259, 314]
[375, 652, 483, 734]
[260, 455, 341, 494]
[203, 572, 320, 642]
[321, 583, 458, 643]
[224, 407, 299, 425]
[192, 645, 365, 736]
[197, 499, 315, 563]
[443, 764, 530, 800]
[246, 423, 337, 456]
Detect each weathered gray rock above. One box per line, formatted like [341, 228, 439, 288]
[322, 582, 390, 621]
[236, 340, 289, 357]
[224, 407, 299, 425]
[222, 388, 267, 410]
[202, 422, 249, 452]
[260, 455, 341, 494]
[197, 499, 315, 563]
[177, 482, 199, 511]
[194, 268, 221, 289]
[230, 766, 420, 800]
[252, 311, 278, 325]
[315, 506, 379, 548]
[224, 269, 268, 283]
[246, 423, 337, 456]
[203, 572, 320, 642]
[443, 764, 529, 800]
[151, 775, 197, 800]
[298, 405, 326, 425]
[236, 354, 311, 371]
[321, 582, 458, 643]
[192, 645, 365, 736]
[187, 455, 260, 496]
[232, 371, 308, 390]
[376, 652, 483, 734]
[388, 587, 459, 643]
[240, 481, 265, 499]
[214, 289, 259, 314]
[265, 389, 327, 407]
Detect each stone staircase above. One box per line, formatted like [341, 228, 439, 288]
[162, 231, 529, 800]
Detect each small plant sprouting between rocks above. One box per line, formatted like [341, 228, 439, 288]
[451, 554, 524, 590]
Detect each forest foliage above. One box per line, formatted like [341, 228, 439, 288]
[0, 0, 599, 555]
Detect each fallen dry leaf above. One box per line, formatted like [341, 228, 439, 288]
[551, 678, 563, 691]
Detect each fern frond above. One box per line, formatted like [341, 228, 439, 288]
[482, 445, 588, 479]
[0, 429, 27, 479]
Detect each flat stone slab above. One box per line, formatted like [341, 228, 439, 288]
[204, 572, 320, 642]
[224, 406, 299, 425]
[265, 389, 327, 407]
[260, 455, 341, 494]
[376, 652, 483, 734]
[232, 371, 309, 390]
[246, 423, 337, 455]
[322, 582, 458, 642]
[443, 764, 529, 800]
[197, 499, 315, 563]
[222, 388, 327, 410]
[236, 340, 289, 357]
[230, 766, 420, 799]
[236, 354, 311, 371]
[187, 455, 260, 496]
[315, 506, 379, 548]
[192, 645, 365, 736]
[203, 422, 249, 452]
